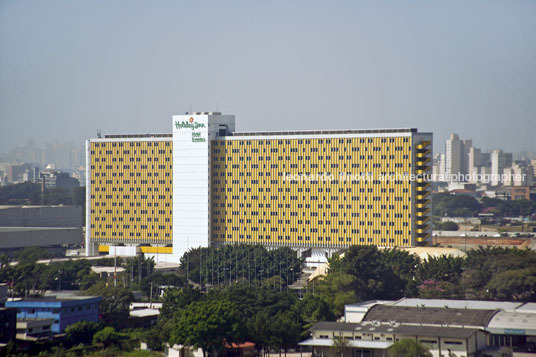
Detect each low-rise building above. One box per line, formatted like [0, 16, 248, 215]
[0, 307, 16, 344]
[337, 299, 536, 355]
[16, 318, 54, 341]
[5, 296, 101, 333]
[300, 321, 485, 357]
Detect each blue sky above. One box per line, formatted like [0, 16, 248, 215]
[1, 0, 535, 154]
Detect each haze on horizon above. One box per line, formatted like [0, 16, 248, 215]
[1, 0, 535, 155]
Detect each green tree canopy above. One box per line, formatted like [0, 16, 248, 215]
[168, 298, 245, 357]
[432, 193, 481, 217]
[388, 339, 432, 357]
[65, 320, 101, 345]
[83, 282, 133, 321]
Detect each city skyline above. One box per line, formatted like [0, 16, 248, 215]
[1, 0, 536, 156]
[1, 128, 534, 173]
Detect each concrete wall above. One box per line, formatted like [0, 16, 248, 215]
[0, 227, 82, 249]
[0, 206, 83, 227]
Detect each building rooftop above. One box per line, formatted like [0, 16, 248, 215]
[0, 227, 81, 232]
[228, 128, 419, 138]
[392, 298, 523, 312]
[363, 305, 497, 327]
[300, 338, 393, 349]
[130, 308, 160, 318]
[311, 321, 480, 339]
[516, 303, 536, 314]
[91, 266, 126, 274]
[487, 311, 536, 336]
[0, 205, 79, 210]
[102, 133, 172, 139]
[6, 296, 100, 304]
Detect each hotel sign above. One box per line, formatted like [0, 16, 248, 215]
[174, 117, 206, 143]
[174, 117, 206, 130]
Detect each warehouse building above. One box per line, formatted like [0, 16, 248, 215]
[86, 113, 432, 262]
[340, 298, 536, 355]
[300, 321, 486, 357]
[0, 205, 83, 257]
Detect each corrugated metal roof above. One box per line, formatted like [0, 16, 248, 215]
[487, 311, 536, 334]
[393, 298, 523, 312]
[310, 321, 480, 339]
[363, 305, 497, 327]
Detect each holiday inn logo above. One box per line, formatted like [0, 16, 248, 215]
[174, 117, 206, 130]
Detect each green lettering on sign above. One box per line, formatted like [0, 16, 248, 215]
[174, 120, 206, 130]
[191, 131, 206, 143]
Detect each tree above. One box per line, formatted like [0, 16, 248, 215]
[93, 326, 124, 347]
[0, 182, 41, 205]
[168, 298, 245, 357]
[180, 244, 302, 287]
[328, 246, 409, 302]
[141, 271, 185, 297]
[433, 221, 459, 231]
[65, 320, 101, 345]
[266, 310, 302, 354]
[432, 193, 481, 217]
[388, 339, 432, 357]
[486, 267, 536, 301]
[481, 197, 536, 217]
[246, 310, 272, 355]
[313, 273, 357, 316]
[332, 335, 349, 357]
[142, 327, 166, 351]
[293, 294, 335, 333]
[16, 246, 51, 264]
[417, 256, 464, 284]
[84, 282, 133, 321]
[160, 286, 201, 320]
[42, 187, 73, 205]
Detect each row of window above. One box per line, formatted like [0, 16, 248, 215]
[214, 187, 409, 193]
[212, 218, 410, 226]
[211, 233, 410, 244]
[212, 203, 412, 210]
[93, 231, 170, 238]
[18, 304, 98, 315]
[92, 141, 170, 148]
[215, 137, 410, 146]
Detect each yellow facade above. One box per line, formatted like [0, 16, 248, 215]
[210, 135, 431, 247]
[88, 139, 173, 245]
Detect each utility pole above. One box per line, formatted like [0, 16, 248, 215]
[280, 249, 282, 292]
[149, 282, 153, 308]
[138, 256, 142, 285]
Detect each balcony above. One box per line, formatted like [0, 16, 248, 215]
[416, 217, 430, 226]
[416, 183, 430, 191]
[416, 157, 431, 166]
[415, 208, 431, 216]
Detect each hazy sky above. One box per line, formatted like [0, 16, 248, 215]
[1, 0, 535, 154]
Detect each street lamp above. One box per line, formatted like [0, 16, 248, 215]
[55, 270, 62, 291]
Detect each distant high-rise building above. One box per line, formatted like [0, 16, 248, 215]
[432, 152, 446, 179]
[503, 161, 534, 187]
[531, 160, 536, 178]
[468, 147, 491, 183]
[491, 150, 513, 186]
[5, 163, 33, 183]
[445, 134, 472, 181]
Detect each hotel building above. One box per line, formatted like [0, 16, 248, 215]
[86, 113, 432, 262]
